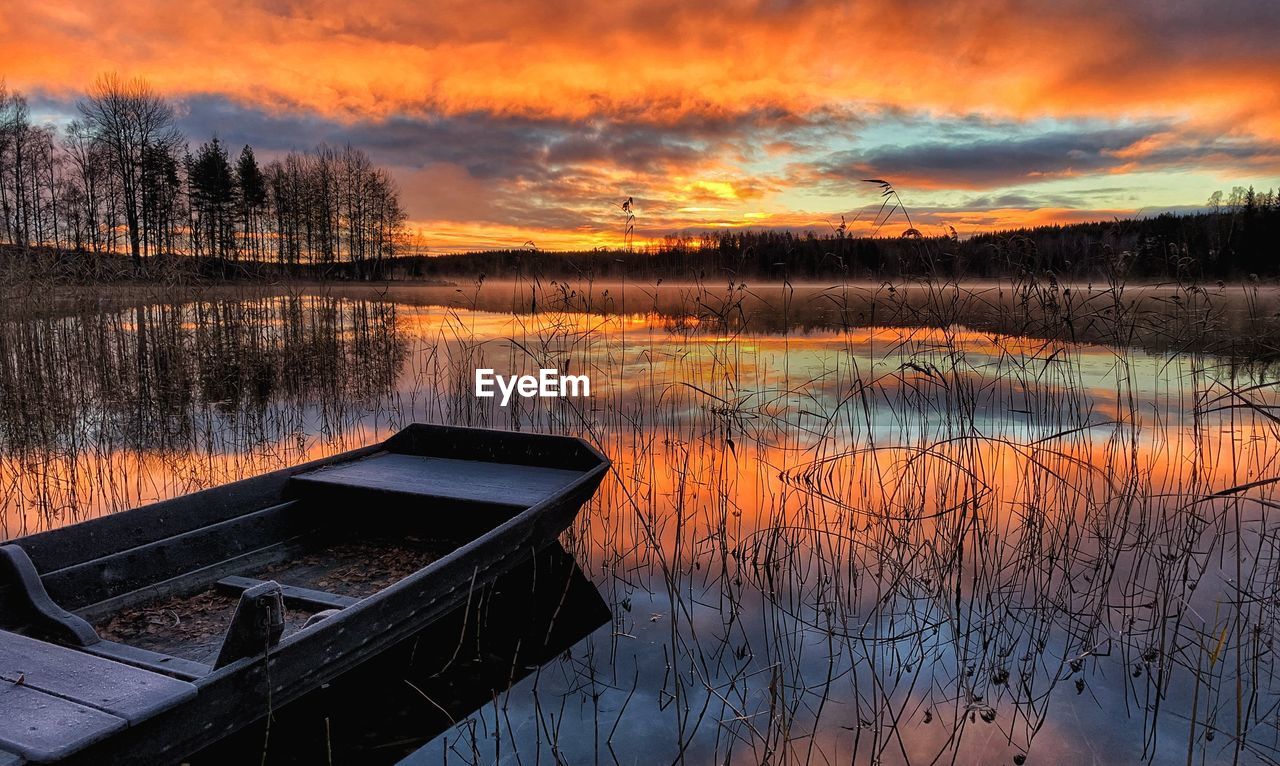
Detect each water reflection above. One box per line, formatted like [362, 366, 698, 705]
[3, 283, 1280, 763]
[0, 294, 407, 537]
[314, 279, 1280, 362]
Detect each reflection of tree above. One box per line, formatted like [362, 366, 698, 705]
[0, 296, 407, 455]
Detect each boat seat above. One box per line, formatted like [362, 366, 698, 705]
[0, 630, 196, 763]
[290, 453, 584, 509]
[216, 575, 359, 611]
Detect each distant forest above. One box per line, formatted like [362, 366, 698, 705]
[3, 76, 1278, 283]
[0, 75, 406, 275]
[404, 192, 1280, 282]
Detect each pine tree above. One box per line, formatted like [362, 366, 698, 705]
[237, 145, 266, 259]
[188, 137, 235, 259]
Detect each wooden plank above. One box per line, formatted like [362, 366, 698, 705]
[79, 641, 211, 682]
[0, 683, 126, 763]
[216, 576, 360, 611]
[293, 454, 584, 508]
[0, 631, 197, 725]
[42, 502, 311, 611]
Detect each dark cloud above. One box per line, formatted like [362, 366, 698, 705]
[815, 127, 1149, 189]
[815, 126, 1280, 190]
[957, 188, 1131, 210]
[175, 96, 836, 180]
[27, 87, 1275, 244]
[171, 97, 717, 223]
[1125, 0, 1280, 56]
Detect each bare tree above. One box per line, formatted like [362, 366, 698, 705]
[0, 84, 32, 246]
[64, 120, 108, 253]
[262, 145, 405, 276]
[77, 73, 182, 268]
[0, 82, 14, 245]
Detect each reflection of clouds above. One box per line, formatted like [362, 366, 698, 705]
[421, 560, 1215, 763]
[393, 302, 1279, 762]
[352, 280, 1280, 361]
[397, 300, 1265, 434]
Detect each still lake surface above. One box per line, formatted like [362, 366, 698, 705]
[2, 279, 1280, 764]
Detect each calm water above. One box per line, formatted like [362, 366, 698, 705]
[2, 280, 1280, 764]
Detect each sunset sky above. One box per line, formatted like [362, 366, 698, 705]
[3, 0, 1279, 251]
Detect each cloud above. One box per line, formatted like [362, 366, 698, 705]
[161, 96, 811, 232]
[173, 96, 806, 178]
[3, 0, 1279, 133]
[4, 0, 1278, 249]
[812, 126, 1280, 190]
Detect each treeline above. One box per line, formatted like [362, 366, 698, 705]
[0, 75, 406, 275]
[396, 190, 1280, 282]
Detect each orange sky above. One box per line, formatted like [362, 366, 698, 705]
[3, 0, 1279, 250]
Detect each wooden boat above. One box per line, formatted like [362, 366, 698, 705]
[192, 541, 611, 764]
[0, 424, 609, 765]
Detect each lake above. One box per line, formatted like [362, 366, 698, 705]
[2, 278, 1279, 764]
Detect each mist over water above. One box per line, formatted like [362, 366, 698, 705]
[3, 280, 1279, 764]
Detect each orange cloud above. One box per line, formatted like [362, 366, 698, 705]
[3, 0, 1278, 134]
